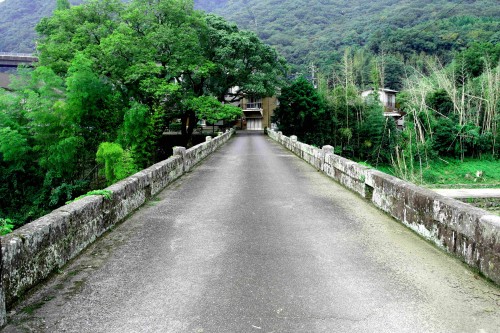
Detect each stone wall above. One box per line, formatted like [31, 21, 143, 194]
[268, 129, 500, 285]
[0, 130, 234, 323]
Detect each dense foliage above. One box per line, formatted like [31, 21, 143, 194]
[272, 37, 499, 184]
[391, 47, 500, 182]
[274, 75, 397, 165]
[0, 0, 286, 228]
[1, 0, 499, 227]
[195, 0, 500, 73]
[272, 77, 331, 146]
[0, 0, 84, 52]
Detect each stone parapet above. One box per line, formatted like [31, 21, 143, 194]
[267, 129, 500, 285]
[0, 129, 235, 320]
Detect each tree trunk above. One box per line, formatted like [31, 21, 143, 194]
[181, 110, 197, 148]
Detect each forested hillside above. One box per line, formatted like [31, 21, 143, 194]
[2, 0, 499, 69]
[195, 0, 500, 71]
[0, 0, 85, 52]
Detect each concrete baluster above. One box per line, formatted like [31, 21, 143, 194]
[322, 145, 334, 156]
[322, 145, 334, 173]
[290, 135, 298, 154]
[173, 146, 186, 172]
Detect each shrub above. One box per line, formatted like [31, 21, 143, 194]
[0, 218, 14, 235]
[96, 142, 138, 185]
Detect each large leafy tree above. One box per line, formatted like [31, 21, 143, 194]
[273, 77, 330, 145]
[0, 0, 286, 229]
[178, 14, 286, 141]
[36, 0, 286, 145]
[198, 14, 287, 102]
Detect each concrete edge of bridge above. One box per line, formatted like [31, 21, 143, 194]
[267, 129, 500, 287]
[0, 129, 235, 325]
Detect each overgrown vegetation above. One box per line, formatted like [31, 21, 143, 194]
[66, 189, 113, 204]
[0, 0, 285, 230]
[274, 44, 499, 186]
[0, 218, 14, 235]
[1, 0, 499, 229]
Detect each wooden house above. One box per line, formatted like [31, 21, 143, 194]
[361, 88, 405, 129]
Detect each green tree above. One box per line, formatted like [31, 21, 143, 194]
[119, 102, 158, 168]
[199, 14, 287, 102]
[273, 77, 330, 145]
[187, 96, 242, 124]
[56, 0, 71, 11]
[0, 66, 90, 224]
[96, 142, 137, 185]
[457, 42, 500, 78]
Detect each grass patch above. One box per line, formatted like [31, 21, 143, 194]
[66, 190, 113, 204]
[371, 158, 500, 188]
[419, 158, 500, 188]
[21, 296, 55, 315]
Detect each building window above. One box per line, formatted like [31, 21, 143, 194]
[246, 96, 262, 109]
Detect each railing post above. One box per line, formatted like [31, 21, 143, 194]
[205, 136, 212, 142]
[322, 145, 334, 155]
[173, 146, 186, 172]
[322, 145, 334, 171]
[290, 135, 298, 153]
[0, 238, 6, 327]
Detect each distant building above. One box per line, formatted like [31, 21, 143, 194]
[239, 95, 278, 131]
[225, 86, 278, 131]
[361, 88, 405, 129]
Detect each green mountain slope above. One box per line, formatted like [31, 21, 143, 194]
[195, 0, 500, 70]
[1, 0, 499, 70]
[0, 0, 84, 52]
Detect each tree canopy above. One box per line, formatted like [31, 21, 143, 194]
[0, 0, 286, 229]
[273, 77, 330, 145]
[196, 0, 500, 73]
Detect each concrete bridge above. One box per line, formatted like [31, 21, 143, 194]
[0, 53, 38, 68]
[0, 53, 38, 89]
[1, 131, 500, 332]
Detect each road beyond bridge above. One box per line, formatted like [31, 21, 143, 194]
[3, 132, 499, 332]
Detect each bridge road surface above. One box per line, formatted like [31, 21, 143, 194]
[4, 132, 500, 333]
